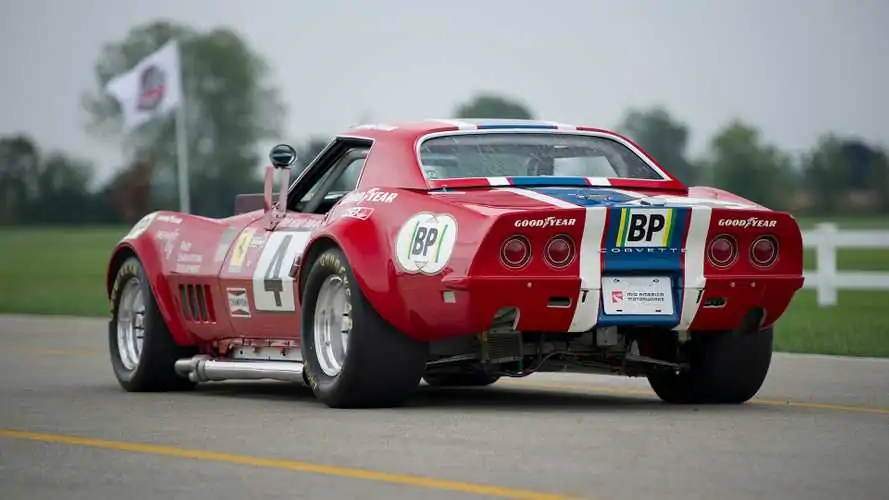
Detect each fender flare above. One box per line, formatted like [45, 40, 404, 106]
[297, 219, 414, 337]
[106, 240, 196, 347]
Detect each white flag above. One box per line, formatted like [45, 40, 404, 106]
[105, 40, 183, 133]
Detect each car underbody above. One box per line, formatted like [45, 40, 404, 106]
[171, 306, 767, 387]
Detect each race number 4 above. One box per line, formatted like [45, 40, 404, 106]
[252, 231, 311, 312]
[618, 208, 674, 247]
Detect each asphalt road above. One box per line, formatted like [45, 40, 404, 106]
[1, 314, 887, 500]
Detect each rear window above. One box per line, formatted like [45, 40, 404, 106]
[417, 132, 664, 181]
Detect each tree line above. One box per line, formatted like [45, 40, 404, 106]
[1, 20, 887, 226]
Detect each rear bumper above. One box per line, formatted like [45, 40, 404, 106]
[407, 274, 804, 338]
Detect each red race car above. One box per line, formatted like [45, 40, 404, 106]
[106, 119, 805, 408]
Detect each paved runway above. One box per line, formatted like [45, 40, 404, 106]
[1, 314, 887, 500]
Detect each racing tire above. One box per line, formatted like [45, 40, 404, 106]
[423, 372, 501, 387]
[647, 326, 773, 404]
[301, 247, 428, 408]
[109, 256, 196, 392]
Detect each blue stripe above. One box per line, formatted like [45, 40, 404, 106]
[596, 207, 691, 328]
[476, 123, 557, 130]
[526, 186, 640, 206]
[509, 177, 590, 187]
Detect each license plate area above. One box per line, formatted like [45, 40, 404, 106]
[601, 276, 674, 315]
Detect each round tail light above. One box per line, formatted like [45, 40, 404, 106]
[544, 235, 575, 269]
[707, 234, 737, 268]
[750, 236, 778, 268]
[501, 235, 531, 269]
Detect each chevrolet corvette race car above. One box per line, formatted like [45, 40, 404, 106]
[106, 118, 805, 408]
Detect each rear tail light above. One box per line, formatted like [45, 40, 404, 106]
[501, 235, 531, 269]
[750, 236, 779, 268]
[707, 234, 738, 268]
[544, 235, 575, 269]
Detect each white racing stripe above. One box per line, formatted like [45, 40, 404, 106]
[500, 187, 605, 332]
[486, 177, 510, 187]
[568, 208, 608, 332]
[585, 177, 612, 186]
[676, 206, 712, 330]
[499, 187, 578, 209]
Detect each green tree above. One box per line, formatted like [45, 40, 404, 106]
[81, 21, 286, 217]
[616, 107, 699, 185]
[0, 134, 100, 225]
[802, 135, 889, 215]
[704, 120, 796, 211]
[454, 92, 535, 120]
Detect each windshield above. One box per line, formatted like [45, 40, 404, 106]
[417, 132, 665, 181]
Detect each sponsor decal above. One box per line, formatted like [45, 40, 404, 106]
[123, 213, 157, 240]
[227, 228, 256, 272]
[175, 263, 200, 274]
[611, 290, 623, 303]
[395, 212, 458, 275]
[514, 217, 576, 229]
[278, 217, 323, 230]
[341, 187, 398, 204]
[615, 208, 676, 248]
[214, 227, 239, 262]
[718, 217, 777, 229]
[155, 229, 180, 259]
[341, 206, 374, 220]
[156, 214, 182, 224]
[226, 288, 251, 317]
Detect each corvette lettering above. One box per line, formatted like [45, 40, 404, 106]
[514, 217, 576, 229]
[718, 217, 777, 229]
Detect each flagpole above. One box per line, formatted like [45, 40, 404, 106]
[174, 71, 191, 214]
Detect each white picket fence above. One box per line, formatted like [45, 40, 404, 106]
[802, 222, 889, 306]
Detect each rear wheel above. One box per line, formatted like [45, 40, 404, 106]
[109, 256, 196, 392]
[647, 327, 773, 404]
[301, 247, 428, 408]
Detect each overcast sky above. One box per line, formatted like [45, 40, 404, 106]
[2, 0, 888, 183]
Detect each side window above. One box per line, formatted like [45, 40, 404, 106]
[296, 147, 369, 214]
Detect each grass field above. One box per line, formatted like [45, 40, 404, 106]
[1, 216, 887, 357]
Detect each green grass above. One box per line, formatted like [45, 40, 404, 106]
[0, 226, 128, 317]
[0, 219, 887, 357]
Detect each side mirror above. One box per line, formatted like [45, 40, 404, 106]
[263, 144, 297, 219]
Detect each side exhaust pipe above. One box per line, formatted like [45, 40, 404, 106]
[174, 355, 305, 383]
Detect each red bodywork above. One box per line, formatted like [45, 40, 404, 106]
[106, 120, 805, 358]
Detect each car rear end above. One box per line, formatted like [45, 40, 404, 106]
[440, 201, 804, 337]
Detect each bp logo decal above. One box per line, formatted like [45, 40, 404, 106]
[137, 65, 167, 111]
[395, 212, 458, 274]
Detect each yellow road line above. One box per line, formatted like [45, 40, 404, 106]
[501, 380, 889, 416]
[10, 346, 889, 416]
[0, 429, 583, 500]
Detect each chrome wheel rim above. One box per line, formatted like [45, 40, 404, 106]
[116, 277, 146, 371]
[313, 275, 351, 377]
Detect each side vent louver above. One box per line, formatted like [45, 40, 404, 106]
[178, 284, 216, 323]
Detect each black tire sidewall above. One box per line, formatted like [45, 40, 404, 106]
[109, 257, 151, 387]
[300, 248, 356, 398]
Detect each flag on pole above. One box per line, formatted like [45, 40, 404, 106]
[105, 40, 182, 132]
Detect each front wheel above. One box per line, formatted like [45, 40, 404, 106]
[300, 247, 428, 408]
[109, 256, 196, 392]
[647, 327, 774, 404]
